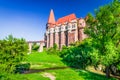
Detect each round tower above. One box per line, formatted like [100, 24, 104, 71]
[78, 18, 86, 41]
[46, 9, 56, 48]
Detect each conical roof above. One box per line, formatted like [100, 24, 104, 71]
[47, 9, 55, 24]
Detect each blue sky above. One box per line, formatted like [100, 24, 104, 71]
[0, 0, 113, 41]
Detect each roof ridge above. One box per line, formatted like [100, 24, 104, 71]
[57, 13, 76, 20]
[56, 13, 76, 24]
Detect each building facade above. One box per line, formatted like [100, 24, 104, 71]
[45, 9, 87, 49]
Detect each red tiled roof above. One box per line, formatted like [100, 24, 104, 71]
[56, 14, 76, 24]
[47, 10, 77, 28]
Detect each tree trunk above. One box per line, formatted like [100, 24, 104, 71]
[105, 66, 110, 78]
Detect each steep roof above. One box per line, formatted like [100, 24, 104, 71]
[47, 9, 56, 24]
[56, 14, 76, 24]
[47, 10, 77, 28]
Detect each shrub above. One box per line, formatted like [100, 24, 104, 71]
[60, 39, 93, 69]
[32, 43, 40, 51]
[0, 35, 28, 79]
[15, 63, 30, 73]
[46, 43, 60, 55]
[0, 72, 27, 80]
[59, 45, 68, 57]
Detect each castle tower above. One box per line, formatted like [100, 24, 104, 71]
[78, 18, 86, 41]
[46, 9, 56, 48]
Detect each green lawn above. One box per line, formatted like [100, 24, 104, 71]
[16, 51, 117, 80]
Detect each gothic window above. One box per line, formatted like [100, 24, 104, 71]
[65, 26, 67, 29]
[68, 26, 71, 29]
[72, 24, 75, 28]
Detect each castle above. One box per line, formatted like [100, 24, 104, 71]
[45, 9, 87, 49]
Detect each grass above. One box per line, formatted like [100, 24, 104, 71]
[14, 51, 117, 80]
[26, 51, 66, 69]
[76, 69, 116, 80]
[46, 68, 84, 80]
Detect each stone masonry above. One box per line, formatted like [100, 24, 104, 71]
[45, 9, 87, 49]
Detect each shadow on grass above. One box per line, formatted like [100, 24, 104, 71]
[15, 63, 30, 73]
[75, 69, 117, 80]
[23, 66, 69, 74]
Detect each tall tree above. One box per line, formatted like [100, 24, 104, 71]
[85, 0, 120, 78]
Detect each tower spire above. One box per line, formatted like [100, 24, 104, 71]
[48, 9, 55, 24]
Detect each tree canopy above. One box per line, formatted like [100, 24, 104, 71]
[85, 0, 120, 77]
[0, 35, 28, 74]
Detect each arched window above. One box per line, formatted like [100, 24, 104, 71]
[72, 24, 75, 28]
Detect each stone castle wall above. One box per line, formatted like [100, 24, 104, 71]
[45, 19, 86, 49]
[45, 10, 87, 49]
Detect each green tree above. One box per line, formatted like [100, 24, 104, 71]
[85, 0, 120, 78]
[0, 35, 28, 74]
[53, 43, 57, 50]
[32, 43, 40, 51]
[60, 39, 93, 69]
